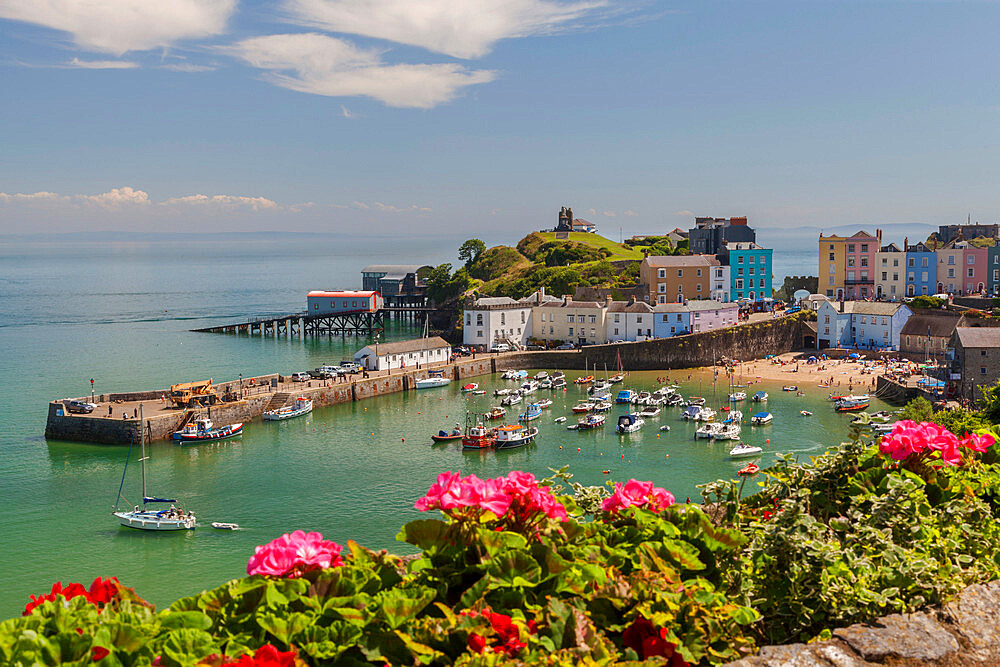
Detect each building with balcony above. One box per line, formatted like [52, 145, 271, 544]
[818, 230, 880, 299]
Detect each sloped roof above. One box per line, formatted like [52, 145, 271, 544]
[822, 301, 908, 316]
[652, 303, 688, 313]
[955, 327, 1000, 348]
[538, 299, 604, 309]
[361, 265, 430, 274]
[360, 336, 450, 356]
[625, 301, 655, 313]
[686, 300, 739, 312]
[643, 255, 719, 267]
[900, 313, 962, 338]
[471, 297, 521, 309]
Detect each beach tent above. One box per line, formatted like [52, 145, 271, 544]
[848, 353, 860, 359]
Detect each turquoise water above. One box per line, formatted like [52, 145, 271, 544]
[0, 239, 880, 618]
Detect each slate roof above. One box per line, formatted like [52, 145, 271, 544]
[471, 297, 522, 309]
[686, 300, 739, 312]
[538, 300, 604, 309]
[643, 255, 719, 267]
[822, 301, 908, 316]
[360, 336, 450, 356]
[900, 313, 962, 339]
[954, 327, 1000, 348]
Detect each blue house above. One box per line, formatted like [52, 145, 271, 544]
[652, 303, 690, 338]
[989, 245, 1000, 297]
[721, 242, 772, 301]
[816, 301, 913, 350]
[904, 242, 936, 297]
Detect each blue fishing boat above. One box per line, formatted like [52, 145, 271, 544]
[173, 418, 243, 443]
[519, 402, 543, 421]
[616, 389, 637, 404]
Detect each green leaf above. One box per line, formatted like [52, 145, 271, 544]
[396, 519, 451, 553]
[158, 629, 219, 667]
[158, 611, 212, 632]
[486, 552, 543, 587]
[375, 587, 437, 629]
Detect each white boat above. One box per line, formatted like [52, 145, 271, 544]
[636, 391, 653, 405]
[638, 406, 661, 418]
[696, 422, 723, 439]
[730, 443, 763, 458]
[801, 410, 812, 417]
[572, 401, 595, 413]
[593, 401, 613, 412]
[609, 373, 625, 383]
[712, 424, 741, 441]
[536, 371, 549, 380]
[535, 398, 553, 409]
[494, 388, 511, 396]
[262, 396, 313, 421]
[173, 418, 243, 443]
[751, 412, 773, 425]
[729, 392, 747, 402]
[495, 423, 538, 449]
[665, 393, 684, 406]
[554, 416, 567, 423]
[551, 378, 567, 389]
[693, 407, 716, 422]
[114, 405, 196, 531]
[752, 391, 768, 402]
[686, 396, 706, 406]
[592, 391, 612, 402]
[659, 425, 671, 431]
[212, 522, 239, 530]
[616, 389, 638, 404]
[617, 414, 645, 434]
[520, 380, 539, 395]
[589, 381, 612, 394]
[835, 395, 871, 412]
[500, 393, 522, 406]
[461, 383, 479, 392]
[681, 405, 701, 420]
[415, 371, 451, 389]
[551, 371, 565, 380]
[722, 410, 743, 424]
[539, 379, 552, 389]
[577, 413, 606, 430]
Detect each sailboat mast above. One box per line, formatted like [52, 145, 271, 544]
[139, 403, 147, 502]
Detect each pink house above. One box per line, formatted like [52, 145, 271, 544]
[963, 245, 987, 295]
[687, 300, 740, 333]
[844, 231, 879, 299]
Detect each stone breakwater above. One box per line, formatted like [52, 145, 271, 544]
[45, 359, 495, 445]
[727, 580, 1000, 665]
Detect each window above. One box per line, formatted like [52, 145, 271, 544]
[658, 295, 666, 304]
[948, 255, 955, 265]
[948, 269, 955, 278]
[861, 244, 868, 252]
[893, 259, 899, 267]
[614, 327, 619, 335]
[589, 315, 596, 323]
[695, 312, 701, 319]
[670, 326, 676, 333]
[982, 367, 988, 375]
[749, 255, 756, 264]
[549, 326, 554, 334]
[567, 315, 574, 322]
[658, 269, 666, 278]
[697, 283, 703, 292]
[829, 253, 835, 261]
[848, 271, 856, 280]
[824, 327, 830, 334]
[881, 272, 887, 281]
[466, 314, 471, 325]
[500, 313, 505, 325]
[922, 271, 928, 281]
[477, 330, 483, 337]
[829, 244, 834, 250]
[520, 311, 525, 323]
[637, 316, 643, 323]
[829, 276, 835, 285]
[568, 327, 573, 335]
[847, 257, 856, 267]
[860, 257, 868, 267]
[848, 244, 856, 253]
[969, 255, 976, 265]
[614, 314, 620, 322]
[658, 283, 666, 293]
[697, 268, 702, 277]
[476, 314, 483, 326]
[738, 268, 743, 276]
[824, 315, 830, 323]
[908, 258, 915, 267]
[749, 267, 755, 275]
[921, 257, 928, 267]
[738, 256, 744, 264]
[677, 314, 682, 322]
[893, 272, 899, 281]
[760, 279, 765, 288]
[969, 268, 975, 278]
[677, 269, 683, 277]
[982, 350, 988, 357]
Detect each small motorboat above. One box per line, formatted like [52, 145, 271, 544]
[554, 416, 567, 423]
[692, 407, 716, 422]
[659, 425, 671, 431]
[462, 423, 496, 450]
[665, 393, 684, 406]
[722, 410, 743, 425]
[616, 389, 638, 404]
[572, 401, 595, 413]
[751, 412, 773, 425]
[736, 462, 760, 476]
[211, 522, 240, 530]
[520, 380, 539, 395]
[535, 398, 553, 409]
[752, 391, 768, 402]
[472, 390, 486, 395]
[609, 374, 625, 383]
[519, 403, 543, 421]
[173, 418, 243, 443]
[730, 443, 763, 458]
[617, 414, 645, 434]
[638, 406, 661, 418]
[592, 401, 613, 413]
[575, 375, 594, 385]
[589, 381, 612, 394]
[431, 427, 464, 442]
[835, 395, 870, 412]
[712, 424, 741, 441]
[686, 396, 706, 406]
[800, 410, 812, 417]
[494, 423, 538, 449]
[729, 392, 747, 402]
[462, 383, 479, 392]
[577, 413, 606, 430]
[782, 386, 798, 392]
[551, 371, 565, 380]
[551, 378, 567, 389]
[681, 405, 701, 420]
[415, 373, 451, 389]
[539, 379, 552, 389]
[501, 393, 522, 406]
[486, 406, 507, 420]
[494, 388, 511, 396]
[636, 391, 653, 405]
[696, 422, 723, 439]
[536, 371, 549, 380]
[262, 396, 313, 421]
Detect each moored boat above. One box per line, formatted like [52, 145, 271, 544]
[835, 395, 870, 412]
[500, 393, 522, 406]
[686, 396, 706, 406]
[681, 405, 701, 420]
[551, 378, 567, 389]
[750, 412, 773, 425]
[486, 406, 507, 420]
[462, 423, 496, 450]
[575, 375, 594, 385]
[592, 401, 613, 412]
[173, 418, 243, 443]
[638, 406, 661, 418]
[729, 392, 747, 402]
[616, 389, 638, 404]
[782, 385, 798, 392]
[609, 373, 625, 383]
[262, 397, 312, 421]
[692, 407, 716, 422]
[431, 425, 464, 442]
[495, 423, 538, 449]
[520, 380, 539, 395]
[415, 372, 451, 389]
[737, 462, 760, 475]
[211, 522, 239, 530]
[535, 398, 553, 409]
[572, 401, 595, 413]
[577, 413, 605, 430]
[712, 423, 741, 441]
[753, 391, 768, 402]
[519, 403, 543, 421]
[462, 383, 479, 392]
[800, 410, 812, 416]
[617, 414, 645, 434]
[696, 422, 723, 439]
[730, 443, 763, 458]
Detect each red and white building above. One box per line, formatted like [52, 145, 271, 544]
[306, 290, 383, 315]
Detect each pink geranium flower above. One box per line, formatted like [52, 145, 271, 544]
[878, 420, 996, 467]
[247, 530, 343, 578]
[602, 480, 675, 515]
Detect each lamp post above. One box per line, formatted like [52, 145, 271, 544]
[90, 378, 95, 403]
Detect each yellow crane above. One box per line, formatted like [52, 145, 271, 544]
[169, 380, 218, 408]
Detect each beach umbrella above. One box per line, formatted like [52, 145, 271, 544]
[849, 352, 860, 359]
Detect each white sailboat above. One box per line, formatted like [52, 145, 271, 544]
[113, 405, 196, 531]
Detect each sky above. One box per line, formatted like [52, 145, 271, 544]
[1, 0, 999, 241]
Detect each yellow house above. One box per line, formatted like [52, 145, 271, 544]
[819, 234, 847, 299]
[532, 297, 608, 345]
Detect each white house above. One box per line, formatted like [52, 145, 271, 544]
[625, 301, 656, 341]
[462, 296, 533, 349]
[710, 264, 731, 302]
[354, 336, 451, 371]
[816, 301, 912, 350]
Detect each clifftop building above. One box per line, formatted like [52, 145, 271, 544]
[687, 216, 756, 255]
[555, 206, 597, 234]
[936, 223, 1000, 245]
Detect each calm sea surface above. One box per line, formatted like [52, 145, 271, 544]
[0, 238, 868, 617]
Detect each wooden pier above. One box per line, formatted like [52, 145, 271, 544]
[191, 306, 436, 337]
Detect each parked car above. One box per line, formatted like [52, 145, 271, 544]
[338, 361, 362, 374]
[490, 343, 511, 353]
[65, 399, 97, 414]
[290, 372, 311, 382]
[555, 343, 575, 350]
[785, 306, 801, 314]
[452, 346, 472, 356]
[309, 366, 341, 379]
[525, 344, 545, 351]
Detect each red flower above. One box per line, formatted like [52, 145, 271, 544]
[467, 633, 487, 654]
[623, 616, 688, 664]
[91, 647, 110, 662]
[197, 645, 297, 667]
[23, 577, 120, 616]
[763, 510, 773, 520]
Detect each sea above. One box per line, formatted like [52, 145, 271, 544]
[0, 236, 860, 617]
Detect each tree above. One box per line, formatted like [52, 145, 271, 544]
[458, 239, 486, 268]
[898, 396, 934, 423]
[426, 263, 471, 305]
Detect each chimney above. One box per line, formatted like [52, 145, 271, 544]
[605, 295, 613, 307]
[537, 286, 545, 304]
[877, 228, 882, 245]
[904, 236, 908, 251]
[563, 295, 569, 306]
[840, 299, 845, 313]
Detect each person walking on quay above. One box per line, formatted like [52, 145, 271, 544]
[108, 405, 113, 417]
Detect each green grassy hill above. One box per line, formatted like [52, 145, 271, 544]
[536, 232, 644, 260]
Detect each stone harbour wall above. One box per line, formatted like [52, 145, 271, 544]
[727, 581, 1000, 666]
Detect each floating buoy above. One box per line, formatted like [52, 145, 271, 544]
[603, 470, 611, 474]
[371, 433, 375, 436]
[621, 454, 625, 459]
[577, 448, 581, 452]
[559, 445, 563, 449]
[665, 454, 669, 458]
[401, 437, 405, 442]
[656, 434, 660, 438]
[766, 439, 770, 444]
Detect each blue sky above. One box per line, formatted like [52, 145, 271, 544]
[1, 0, 998, 241]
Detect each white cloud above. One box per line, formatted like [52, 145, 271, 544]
[0, 191, 62, 203]
[284, 0, 610, 59]
[602, 210, 616, 217]
[230, 33, 494, 108]
[67, 57, 139, 69]
[161, 194, 278, 211]
[0, 0, 236, 55]
[623, 209, 638, 217]
[81, 186, 150, 207]
[674, 209, 695, 216]
[161, 63, 217, 72]
[331, 200, 430, 212]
